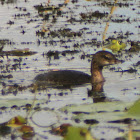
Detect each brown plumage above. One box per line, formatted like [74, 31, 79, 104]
[34, 51, 120, 88]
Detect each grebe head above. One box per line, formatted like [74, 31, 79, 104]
[92, 51, 120, 67]
[91, 51, 121, 84]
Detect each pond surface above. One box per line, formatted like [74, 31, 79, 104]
[0, 0, 139, 139]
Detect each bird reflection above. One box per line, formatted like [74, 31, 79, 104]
[34, 51, 121, 102]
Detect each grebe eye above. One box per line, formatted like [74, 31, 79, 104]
[102, 55, 111, 60]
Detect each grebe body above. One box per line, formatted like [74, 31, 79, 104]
[34, 51, 120, 88]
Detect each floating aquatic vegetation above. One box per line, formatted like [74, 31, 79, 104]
[0, 74, 13, 79]
[0, 57, 23, 73]
[7, 20, 14, 25]
[0, 39, 9, 47]
[49, 28, 82, 38]
[0, 116, 34, 139]
[34, 4, 60, 13]
[36, 28, 82, 38]
[0, 48, 37, 56]
[111, 17, 130, 23]
[43, 50, 79, 59]
[127, 99, 140, 117]
[100, 1, 130, 7]
[128, 41, 140, 52]
[67, 17, 86, 23]
[61, 50, 79, 56]
[14, 12, 31, 18]
[51, 124, 95, 140]
[36, 30, 46, 37]
[15, 6, 27, 12]
[44, 50, 59, 59]
[34, 3, 63, 21]
[7, 115, 27, 126]
[0, 0, 17, 5]
[71, 0, 78, 3]
[115, 67, 137, 73]
[108, 118, 135, 124]
[84, 119, 99, 125]
[103, 40, 126, 53]
[134, 61, 140, 67]
[80, 11, 109, 20]
[68, 11, 108, 24]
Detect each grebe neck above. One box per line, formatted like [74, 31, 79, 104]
[91, 61, 105, 84]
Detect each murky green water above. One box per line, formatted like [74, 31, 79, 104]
[0, 0, 139, 139]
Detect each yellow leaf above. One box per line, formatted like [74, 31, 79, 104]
[127, 99, 140, 116]
[7, 116, 26, 127]
[104, 40, 126, 53]
[64, 126, 94, 140]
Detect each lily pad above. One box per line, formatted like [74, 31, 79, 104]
[127, 99, 140, 118]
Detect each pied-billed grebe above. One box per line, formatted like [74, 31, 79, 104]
[34, 51, 120, 88]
